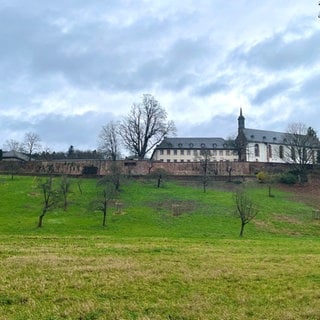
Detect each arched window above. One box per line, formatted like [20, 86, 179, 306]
[279, 145, 284, 159]
[254, 144, 260, 157]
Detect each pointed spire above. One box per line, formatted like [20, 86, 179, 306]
[238, 108, 245, 131]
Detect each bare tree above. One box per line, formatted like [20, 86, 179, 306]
[282, 123, 319, 181]
[199, 149, 212, 193]
[23, 132, 42, 161]
[37, 177, 58, 228]
[98, 121, 121, 160]
[59, 175, 72, 211]
[92, 179, 117, 227]
[234, 188, 258, 237]
[119, 94, 176, 159]
[226, 162, 234, 182]
[4, 139, 23, 152]
[102, 161, 123, 192]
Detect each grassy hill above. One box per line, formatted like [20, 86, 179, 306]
[0, 175, 320, 319]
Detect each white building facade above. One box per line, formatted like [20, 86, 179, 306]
[236, 109, 319, 164]
[151, 137, 238, 163]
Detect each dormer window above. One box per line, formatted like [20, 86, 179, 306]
[178, 143, 182, 147]
[189, 143, 194, 147]
[201, 143, 206, 148]
[273, 137, 277, 141]
[212, 143, 217, 148]
[263, 136, 266, 140]
[250, 135, 254, 139]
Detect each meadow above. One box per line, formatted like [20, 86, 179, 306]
[0, 174, 320, 319]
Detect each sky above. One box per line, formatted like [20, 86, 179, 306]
[1, 1, 320, 153]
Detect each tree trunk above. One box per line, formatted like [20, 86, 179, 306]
[77, 181, 83, 195]
[37, 212, 45, 228]
[239, 222, 245, 237]
[102, 210, 107, 227]
[157, 175, 162, 188]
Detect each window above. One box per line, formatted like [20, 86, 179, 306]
[279, 145, 284, 159]
[219, 150, 223, 156]
[174, 150, 177, 155]
[268, 145, 272, 158]
[212, 150, 217, 156]
[193, 150, 198, 156]
[254, 144, 260, 157]
[167, 150, 170, 155]
[180, 159, 184, 162]
[160, 150, 164, 155]
[180, 150, 184, 155]
[167, 159, 170, 162]
[174, 159, 177, 163]
[187, 150, 191, 155]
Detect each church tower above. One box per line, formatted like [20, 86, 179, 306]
[238, 108, 245, 132]
[236, 108, 247, 162]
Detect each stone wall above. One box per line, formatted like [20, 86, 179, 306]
[0, 159, 296, 177]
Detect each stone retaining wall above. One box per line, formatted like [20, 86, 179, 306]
[0, 159, 297, 177]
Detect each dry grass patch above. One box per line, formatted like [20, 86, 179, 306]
[1, 236, 320, 319]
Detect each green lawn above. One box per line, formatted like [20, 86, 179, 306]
[0, 175, 320, 319]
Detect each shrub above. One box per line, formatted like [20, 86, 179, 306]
[256, 171, 268, 183]
[279, 172, 298, 185]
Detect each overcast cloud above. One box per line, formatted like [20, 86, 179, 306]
[0, 1, 319, 152]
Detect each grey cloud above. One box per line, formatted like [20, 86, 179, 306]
[251, 80, 293, 105]
[193, 77, 230, 96]
[1, 111, 115, 151]
[35, 112, 114, 150]
[0, 1, 218, 96]
[231, 27, 320, 71]
[134, 37, 215, 91]
[178, 114, 237, 139]
[299, 74, 320, 99]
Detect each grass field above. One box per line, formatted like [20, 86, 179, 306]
[0, 174, 320, 319]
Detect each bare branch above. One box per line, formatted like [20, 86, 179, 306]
[119, 94, 176, 159]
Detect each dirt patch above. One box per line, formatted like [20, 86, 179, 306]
[272, 214, 302, 225]
[278, 181, 320, 210]
[150, 199, 201, 216]
[254, 219, 303, 236]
